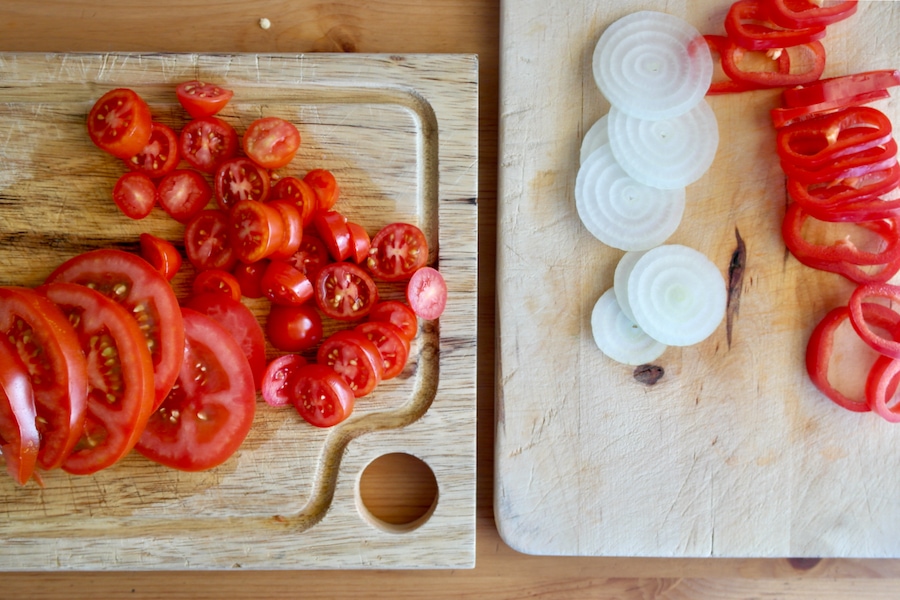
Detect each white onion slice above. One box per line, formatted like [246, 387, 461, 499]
[591, 287, 668, 365]
[607, 100, 719, 190]
[592, 11, 713, 120]
[614, 249, 647, 323]
[626, 244, 726, 346]
[574, 143, 685, 251]
[580, 115, 609, 165]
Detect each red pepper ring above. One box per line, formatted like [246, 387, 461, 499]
[781, 139, 898, 185]
[787, 163, 900, 215]
[705, 34, 791, 95]
[849, 283, 900, 360]
[807, 302, 900, 413]
[720, 39, 825, 89]
[725, 0, 826, 51]
[783, 69, 900, 109]
[771, 89, 892, 129]
[767, 0, 858, 30]
[866, 354, 900, 422]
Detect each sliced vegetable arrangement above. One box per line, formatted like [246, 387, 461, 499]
[0, 80, 447, 485]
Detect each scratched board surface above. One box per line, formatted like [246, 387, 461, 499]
[0, 53, 477, 570]
[495, 1, 900, 557]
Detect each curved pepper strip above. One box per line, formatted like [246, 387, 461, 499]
[787, 163, 900, 215]
[771, 89, 891, 129]
[866, 354, 900, 422]
[705, 34, 791, 94]
[767, 0, 858, 29]
[776, 106, 894, 169]
[725, 0, 826, 51]
[783, 69, 900, 108]
[781, 139, 898, 185]
[850, 283, 900, 360]
[721, 39, 825, 89]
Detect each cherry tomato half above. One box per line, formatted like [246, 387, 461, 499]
[346, 222, 371, 264]
[286, 234, 330, 282]
[243, 117, 301, 170]
[215, 157, 271, 209]
[267, 200, 303, 261]
[291, 363, 355, 428]
[315, 262, 379, 321]
[179, 116, 239, 174]
[124, 121, 180, 179]
[368, 300, 418, 340]
[304, 169, 340, 212]
[355, 320, 411, 380]
[176, 80, 235, 119]
[313, 210, 352, 262]
[261, 354, 308, 408]
[185, 209, 237, 272]
[191, 269, 242, 302]
[139, 233, 183, 282]
[317, 329, 384, 398]
[156, 169, 213, 224]
[229, 199, 285, 263]
[271, 176, 317, 227]
[266, 303, 323, 352]
[261, 260, 314, 306]
[112, 171, 157, 220]
[406, 266, 447, 320]
[232, 260, 268, 299]
[366, 222, 429, 282]
[87, 88, 153, 159]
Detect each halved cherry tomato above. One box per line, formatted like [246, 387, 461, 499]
[185, 209, 237, 272]
[0, 287, 88, 471]
[183, 293, 267, 390]
[261, 354, 308, 407]
[140, 233, 182, 281]
[232, 260, 268, 299]
[346, 221, 371, 264]
[0, 335, 39, 485]
[156, 169, 213, 224]
[406, 266, 447, 320]
[355, 320, 411, 380]
[266, 303, 323, 352]
[45, 249, 185, 412]
[192, 269, 242, 302]
[41, 282, 155, 475]
[136, 308, 255, 471]
[124, 121, 180, 179]
[313, 210, 352, 262]
[317, 329, 383, 398]
[304, 169, 340, 212]
[366, 222, 429, 282]
[286, 234, 330, 282]
[229, 199, 285, 263]
[179, 116, 239, 174]
[243, 117, 301, 170]
[368, 300, 418, 340]
[315, 262, 379, 321]
[215, 157, 271, 209]
[291, 363, 355, 428]
[87, 88, 153, 159]
[176, 80, 234, 119]
[267, 199, 303, 261]
[261, 260, 313, 306]
[271, 176, 317, 227]
[112, 171, 156, 220]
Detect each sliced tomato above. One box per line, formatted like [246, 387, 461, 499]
[304, 169, 340, 212]
[44, 249, 185, 412]
[135, 308, 255, 471]
[366, 222, 429, 282]
[313, 210, 352, 262]
[243, 117, 301, 169]
[140, 233, 182, 282]
[112, 171, 157, 220]
[346, 222, 371, 264]
[229, 199, 284, 263]
[192, 269, 242, 302]
[87, 88, 153, 159]
[179, 116, 239, 174]
[291, 363, 355, 428]
[368, 300, 418, 340]
[215, 157, 271, 209]
[260, 354, 307, 408]
[406, 266, 447, 320]
[286, 234, 330, 282]
[185, 209, 237, 272]
[261, 261, 313, 306]
[271, 176, 317, 227]
[231, 260, 268, 299]
[0, 335, 39, 485]
[267, 200, 303, 261]
[176, 81, 234, 119]
[156, 169, 213, 224]
[124, 121, 180, 179]
[317, 330, 383, 397]
[266, 303, 323, 352]
[355, 320, 411, 380]
[183, 293, 266, 390]
[0, 287, 88, 471]
[314, 262, 379, 321]
[41, 282, 155, 475]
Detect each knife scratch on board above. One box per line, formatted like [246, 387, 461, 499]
[726, 227, 746, 349]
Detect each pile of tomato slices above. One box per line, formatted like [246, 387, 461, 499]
[0, 81, 448, 486]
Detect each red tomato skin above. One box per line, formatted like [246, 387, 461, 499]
[317, 329, 384, 397]
[215, 157, 272, 210]
[176, 80, 234, 118]
[243, 117, 301, 169]
[139, 233, 183, 282]
[156, 169, 213, 224]
[266, 303, 323, 352]
[124, 121, 180, 179]
[355, 320, 411, 380]
[304, 169, 340, 212]
[368, 300, 418, 340]
[261, 261, 314, 306]
[112, 171, 157, 220]
[229, 199, 285, 263]
[313, 210, 353, 262]
[232, 260, 268, 299]
[366, 222, 429, 282]
[406, 266, 448, 320]
[291, 363, 355, 428]
[314, 262, 380, 321]
[286, 235, 330, 283]
[192, 269, 242, 302]
[346, 222, 371, 264]
[271, 176, 317, 227]
[185, 209, 237, 272]
[179, 116, 239, 174]
[87, 88, 153, 159]
[267, 200, 304, 261]
[260, 354, 307, 408]
[0, 335, 39, 485]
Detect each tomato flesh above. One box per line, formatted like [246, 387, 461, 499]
[366, 222, 429, 282]
[243, 117, 301, 169]
[124, 121, 180, 179]
[112, 171, 157, 220]
[291, 363, 355, 428]
[355, 321, 411, 380]
[185, 209, 237, 272]
[179, 116, 239, 174]
[261, 354, 307, 407]
[317, 329, 384, 397]
[157, 169, 213, 224]
[215, 158, 271, 209]
[406, 266, 448, 320]
[315, 262, 379, 321]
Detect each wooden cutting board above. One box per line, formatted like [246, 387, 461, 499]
[496, 1, 900, 557]
[0, 52, 478, 570]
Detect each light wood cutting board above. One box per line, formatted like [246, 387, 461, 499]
[0, 52, 477, 570]
[496, 1, 900, 557]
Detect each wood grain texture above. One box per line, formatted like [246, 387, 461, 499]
[496, 0, 900, 558]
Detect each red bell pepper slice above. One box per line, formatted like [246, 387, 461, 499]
[725, 0, 826, 51]
[787, 163, 900, 214]
[866, 354, 900, 422]
[849, 283, 900, 360]
[771, 89, 891, 129]
[783, 69, 900, 108]
[705, 34, 791, 94]
[721, 39, 825, 89]
[781, 138, 898, 185]
[766, 0, 858, 29]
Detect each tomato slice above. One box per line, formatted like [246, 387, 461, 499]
[41, 283, 155, 475]
[368, 300, 418, 340]
[112, 171, 157, 220]
[215, 157, 271, 209]
[185, 209, 237, 272]
[291, 363, 355, 428]
[271, 176, 317, 227]
[136, 308, 255, 471]
[261, 260, 314, 306]
[406, 266, 448, 320]
[231, 260, 268, 299]
[229, 199, 285, 263]
[267, 200, 303, 261]
[176, 81, 234, 119]
[317, 330, 383, 397]
[304, 169, 340, 212]
[0, 287, 88, 471]
[286, 234, 330, 282]
[346, 221, 371, 264]
[156, 169, 213, 224]
[140, 233, 183, 282]
[87, 88, 153, 159]
[366, 222, 429, 282]
[192, 269, 242, 302]
[124, 121, 180, 179]
[260, 354, 307, 407]
[243, 117, 301, 169]
[0, 335, 39, 485]
[183, 293, 267, 390]
[355, 321, 411, 380]
[266, 303, 323, 352]
[179, 116, 239, 174]
[315, 262, 379, 321]
[44, 249, 185, 412]
[313, 210, 352, 262]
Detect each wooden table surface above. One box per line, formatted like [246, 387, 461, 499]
[2, 1, 900, 597]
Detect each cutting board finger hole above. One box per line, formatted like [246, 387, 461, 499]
[357, 452, 438, 532]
